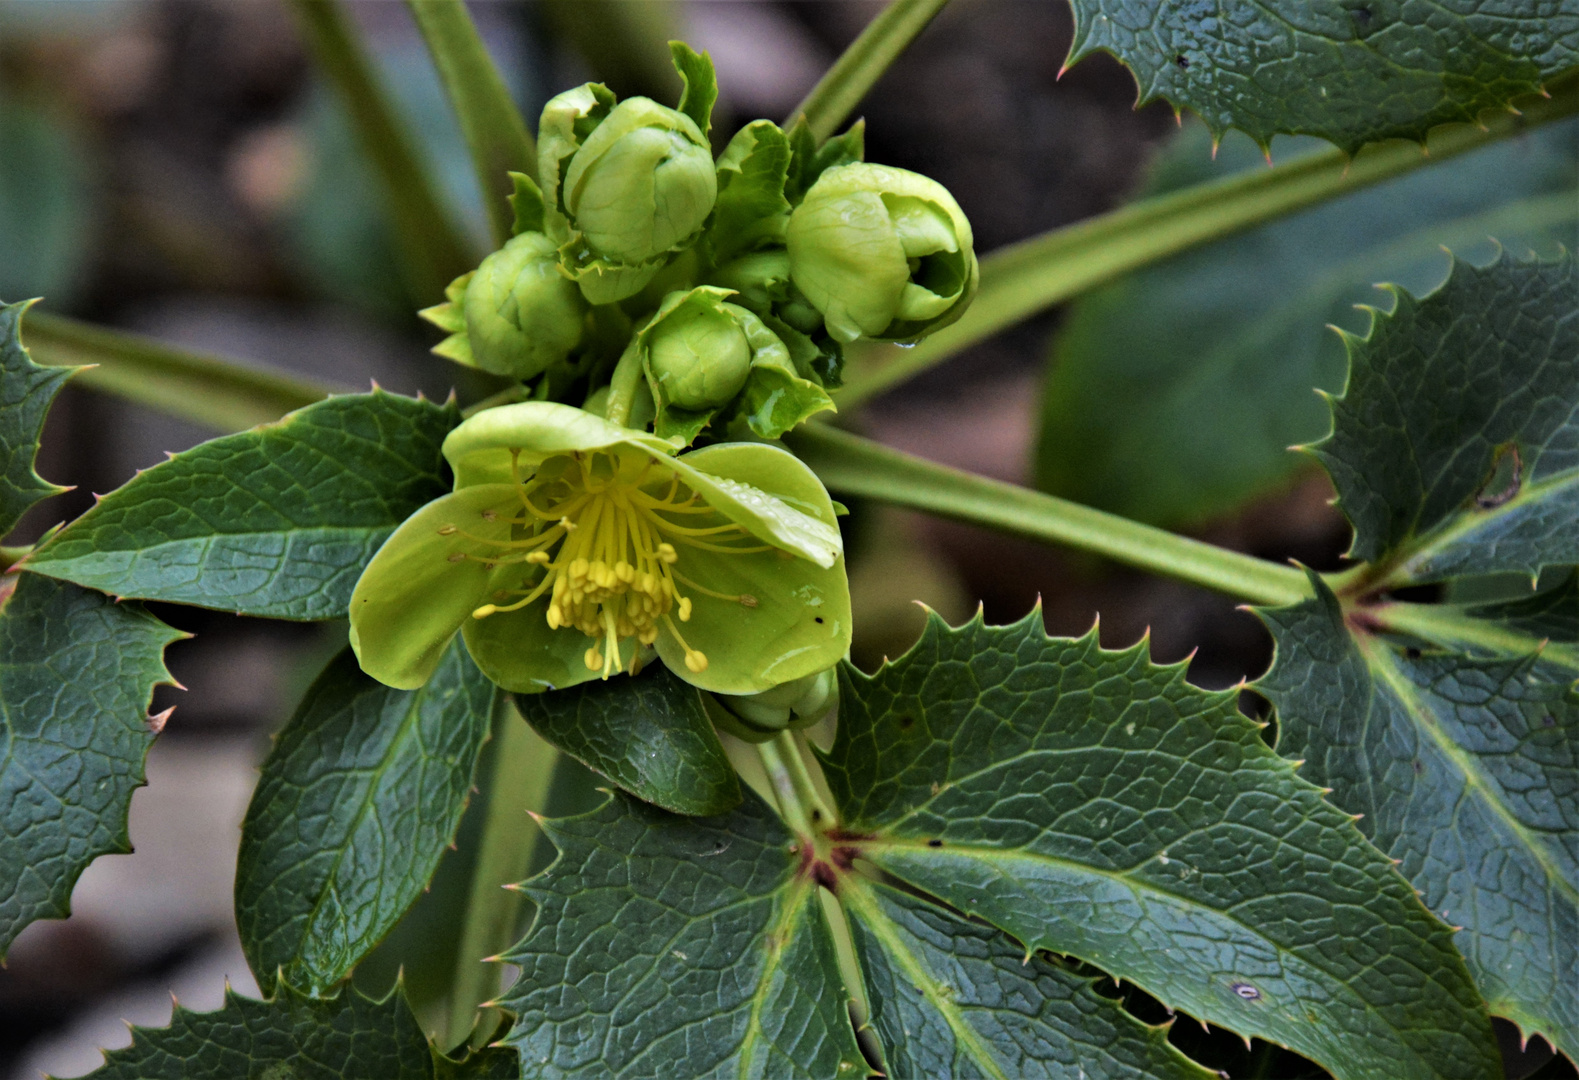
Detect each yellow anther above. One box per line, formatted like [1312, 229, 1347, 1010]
[584, 646, 604, 671]
[472, 604, 498, 619]
[615, 560, 635, 583]
[437, 524, 457, 536]
[657, 542, 678, 563]
[678, 596, 693, 622]
[684, 650, 708, 673]
[526, 551, 550, 564]
[560, 516, 576, 531]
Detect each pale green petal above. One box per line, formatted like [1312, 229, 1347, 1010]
[655, 543, 849, 695]
[462, 600, 624, 694]
[349, 485, 521, 689]
[786, 187, 907, 342]
[669, 442, 843, 568]
[442, 401, 674, 488]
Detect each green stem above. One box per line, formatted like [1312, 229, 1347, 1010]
[288, 0, 477, 305]
[787, 0, 953, 142]
[602, 340, 645, 428]
[787, 424, 1312, 607]
[755, 735, 817, 838]
[406, 0, 537, 246]
[24, 311, 334, 432]
[445, 701, 558, 1050]
[838, 74, 1579, 406]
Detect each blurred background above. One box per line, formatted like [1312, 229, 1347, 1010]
[0, 1, 1572, 1076]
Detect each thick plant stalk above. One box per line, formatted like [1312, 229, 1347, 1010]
[838, 74, 1579, 406]
[787, 424, 1313, 607]
[407, 0, 537, 246]
[788, 0, 953, 142]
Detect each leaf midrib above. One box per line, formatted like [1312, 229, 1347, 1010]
[1359, 637, 1579, 909]
[736, 878, 816, 1080]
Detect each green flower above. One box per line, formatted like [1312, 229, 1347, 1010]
[786, 162, 978, 344]
[539, 85, 717, 304]
[349, 402, 850, 697]
[419, 232, 587, 379]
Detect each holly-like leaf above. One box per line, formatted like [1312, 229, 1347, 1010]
[85, 981, 474, 1079]
[819, 611, 1501, 1080]
[840, 876, 1211, 1079]
[1036, 119, 1578, 529]
[26, 390, 459, 620]
[236, 640, 497, 995]
[496, 790, 865, 1079]
[1312, 252, 1578, 581]
[0, 571, 182, 956]
[512, 662, 739, 817]
[1258, 573, 1579, 1059]
[1064, 0, 1579, 151]
[0, 299, 74, 538]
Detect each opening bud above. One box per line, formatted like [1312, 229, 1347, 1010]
[786, 163, 977, 344]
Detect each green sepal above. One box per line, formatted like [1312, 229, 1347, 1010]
[0, 298, 76, 538]
[669, 40, 717, 139]
[514, 661, 740, 816]
[708, 120, 792, 265]
[537, 82, 618, 244]
[508, 170, 545, 236]
[420, 272, 477, 368]
[784, 117, 864, 207]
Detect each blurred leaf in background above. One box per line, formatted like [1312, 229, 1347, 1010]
[0, 92, 96, 309]
[1035, 118, 1579, 530]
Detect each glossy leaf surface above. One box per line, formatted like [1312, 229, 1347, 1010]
[27, 391, 459, 620]
[497, 791, 864, 1078]
[1313, 252, 1578, 578]
[820, 612, 1500, 1079]
[0, 572, 181, 956]
[513, 662, 739, 817]
[236, 640, 497, 995]
[1065, 0, 1579, 151]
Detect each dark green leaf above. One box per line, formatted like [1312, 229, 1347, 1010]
[841, 876, 1212, 1079]
[508, 171, 545, 237]
[26, 391, 459, 620]
[1064, 0, 1578, 151]
[496, 791, 865, 1078]
[669, 41, 717, 138]
[87, 982, 445, 1079]
[236, 640, 497, 995]
[0, 299, 73, 538]
[1312, 252, 1578, 579]
[0, 571, 182, 957]
[1257, 572, 1579, 1057]
[820, 611, 1500, 1079]
[709, 120, 792, 265]
[512, 662, 739, 817]
[1036, 119, 1578, 529]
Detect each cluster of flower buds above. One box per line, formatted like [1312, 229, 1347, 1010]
[367, 43, 978, 714]
[421, 43, 977, 449]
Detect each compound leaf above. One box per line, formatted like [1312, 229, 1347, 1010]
[840, 876, 1211, 1079]
[26, 390, 459, 620]
[820, 611, 1500, 1080]
[1064, 0, 1579, 152]
[1311, 252, 1578, 580]
[236, 640, 497, 995]
[0, 571, 182, 957]
[513, 662, 739, 817]
[0, 298, 74, 538]
[1259, 573, 1578, 1058]
[496, 790, 864, 1079]
[86, 982, 469, 1079]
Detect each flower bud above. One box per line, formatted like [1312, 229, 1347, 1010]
[543, 92, 716, 276]
[786, 163, 977, 344]
[646, 301, 752, 411]
[461, 232, 588, 378]
[713, 668, 838, 739]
